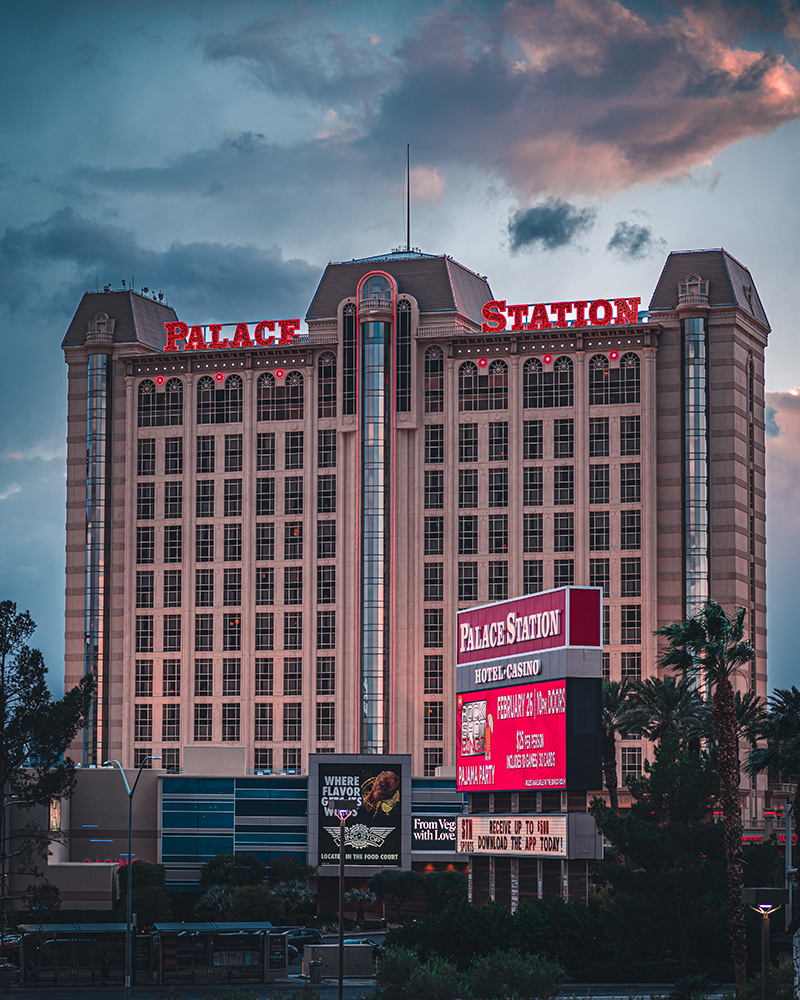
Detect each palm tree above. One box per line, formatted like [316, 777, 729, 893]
[745, 685, 800, 811]
[656, 601, 754, 992]
[601, 680, 632, 815]
[198, 884, 234, 920]
[625, 674, 707, 743]
[344, 887, 376, 926]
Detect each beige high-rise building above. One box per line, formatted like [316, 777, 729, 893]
[61, 247, 769, 811]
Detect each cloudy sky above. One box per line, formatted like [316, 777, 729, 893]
[1, 0, 799, 691]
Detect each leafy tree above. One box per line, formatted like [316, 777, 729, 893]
[229, 884, 286, 923]
[118, 860, 167, 896]
[344, 887, 375, 924]
[270, 878, 314, 923]
[422, 870, 467, 912]
[468, 948, 566, 1000]
[128, 884, 172, 927]
[367, 869, 425, 919]
[656, 601, 753, 990]
[375, 946, 463, 1000]
[268, 854, 317, 883]
[198, 884, 234, 920]
[199, 852, 265, 888]
[0, 601, 94, 930]
[600, 680, 631, 815]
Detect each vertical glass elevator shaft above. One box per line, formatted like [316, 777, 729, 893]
[683, 317, 709, 617]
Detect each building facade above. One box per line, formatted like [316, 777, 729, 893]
[61, 247, 769, 816]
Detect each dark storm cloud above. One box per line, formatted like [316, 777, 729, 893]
[766, 404, 780, 437]
[606, 220, 667, 261]
[508, 199, 597, 253]
[0, 208, 321, 321]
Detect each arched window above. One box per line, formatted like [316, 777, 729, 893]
[318, 352, 337, 418]
[396, 300, 411, 412]
[197, 373, 242, 424]
[459, 359, 508, 411]
[138, 377, 183, 427]
[523, 358, 543, 409]
[619, 353, 640, 403]
[424, 345, 444, 414]
[360, 274, 392, 305]
[589, 352, 640, 405]
[589, 355, 610, 406]
[258, 370, 304, 421]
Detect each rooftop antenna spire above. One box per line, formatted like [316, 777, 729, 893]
[406, 144, 410, 253]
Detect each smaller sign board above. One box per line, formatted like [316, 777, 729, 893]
[411, 815, 458, 852]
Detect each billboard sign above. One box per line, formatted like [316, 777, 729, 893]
[456, 812, 603, 860]
[317, 762, 403, 866]
[411, 815, 458, 852]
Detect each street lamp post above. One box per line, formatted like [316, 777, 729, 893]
[742, 887, 789, 1000]
[331, 799, 358, 1000]
[105, 756, 160, 1000]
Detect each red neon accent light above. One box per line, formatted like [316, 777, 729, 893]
[155, 375, 165, 386]
[481, 300, 507, 333]
[214, 372, 225, 383]
[478, 357, 488, 368]
[543, 354, 553, 365]
[609, 350, 619, 361]
[275, 368, 286, 379]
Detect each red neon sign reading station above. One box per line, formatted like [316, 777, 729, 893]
[481, 297, 641, 332]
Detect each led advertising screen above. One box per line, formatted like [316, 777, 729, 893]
[457, 814, 568, 858]
[318, 762, 403, 866]
[411, 815, 458, 852]
[457, 679, 568, 791]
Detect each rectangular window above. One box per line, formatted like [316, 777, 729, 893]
[197, 436, 215, 474]
[620, 463, 641, 504]
[222, 703, 240, 742]
[164, 570, 181, 608]
[285, 431, 303, 470]
[134, 749, 153, 769]
[138, 438, 156, 476]
[195, 569, 213, 607]
[317, 565, 336, 604]
[621, 652, 642, 680]
[425, 424, 444, 463]
[523, 513, 543, 553]
[590, 512, 609, 551]
[424, 655, 443, 694]
[459, 423, 478, 462]
[136, 571, 154, 609]
[459, 515, 478, 555]
[136, 615, 153, 653]
[424, 748, 443, 777]
[256, 567, 274, 605]
[523, 560, 543, 593]
[196, 480, 214, 518]
[458, 562, 478, 602]
[589, 417, 609, 458]
[316, 703, 336, 741]
[317, 656, 335, 695]
[553, 559, 574, 587]
[602, 652, 610, 680]
[590, 466, 610, 505]
[164, 482, 182, 519]
[459, 470, 478, 509]
[194, 659, 212, 696]
[224, 434, 242, 473]
[424, 608, 443, 647]
[284, 612, 302, 650]
[523, 420, 543, 461]
[255, 658, 273, 696]
[164, 526, 182, 563]
[224, 479, 242, 517]
[553, 466, 574, 505]
[283, 657, 302, 695]
[163, 615, 181, 652]
[590, 558, 610, 595]
[254, 748, 273, 771]
[603, 604, 610, 646]
[621, 605, 642, 644]
[488, 561, 508, 601]
[162, 704, 180, 742]
[137, 483, 155, 520]
[489, 422, 508, 461]
[134, 705, 152, 742]
[489, 514, 508, 553]
[255, 703, 273, 742]
[621, 510, 641, 550]
[284, 566, 303, 605]
[317, 610, 335, 649]
[425, 470, 444, 509]
[424, 563, 443, 601]
[620, 416, 641, 456]
[554, 512, 574, 552]
[135, 660, 153, 698]
[224, 524, 242, 562]
[523, 468, 543, 506]
[137, 527, 155, 564]
[256, 523, 275, 561]
[285, 522, 303, 560]
[621, 557, 642, 597]
[195, 614, 213, 652]
[424, 516, 444, 556]
[554, 419, 574, 458]
[257, 432, 275, 471]
[194, 704, 212, 742]
[283, 704, 302, 742]
[317, 474, 336, 513]
[424, 702, 444, 741]
[489, 469, 508, 507]
[222, 657, 241, 696]
[165, 437, 183, 476]
[621, 747, 642, 784]
[285, 476, 303, 515]
[318, 429, 336, 468]
[223, 612, 241, 651]
[223, 567, 242, 606]
[317, 521, 335, 560]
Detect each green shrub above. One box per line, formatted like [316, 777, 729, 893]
[669, 973, 718, 1000]
[375, 946, 463, 1000]
[735, 965, 795, 1000]
[469, 948, 566, 1000]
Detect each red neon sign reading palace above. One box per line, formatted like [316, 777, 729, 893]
[163, 319, 301, 352]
